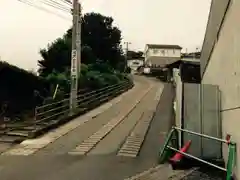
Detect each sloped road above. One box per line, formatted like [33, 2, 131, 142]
[0, 76, 175, 180]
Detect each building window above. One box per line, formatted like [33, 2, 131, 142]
[153, 49, 158, 54]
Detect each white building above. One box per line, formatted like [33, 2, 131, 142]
[127, 59, 144, 72]
[201, 0, 240, 179]
[144, 44, 182, 68]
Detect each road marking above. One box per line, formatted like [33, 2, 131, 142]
[68, 85, 153, 156]
[1, 83, 140, 156]
[118, 85, 164, 158]
[117, 110, 155, 157]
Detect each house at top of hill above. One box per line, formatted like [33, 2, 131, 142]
[144, 44, 182, 68]
[127, 57, 144, 72]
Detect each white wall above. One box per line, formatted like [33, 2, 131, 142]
[147, 48, 181, 58]
[202, 1, 240, 178]
[127, 59, 144, 71]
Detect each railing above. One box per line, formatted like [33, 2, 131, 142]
[0, 80, 133, 141]
[159, 127, 236, 180]
[35, 80, 133, 124]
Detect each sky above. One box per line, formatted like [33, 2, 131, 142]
[0, 0, 211, 71]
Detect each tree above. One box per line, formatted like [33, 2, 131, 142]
[127, 50, 144, 60]
[38, 38, 71, 77]
[0, 61, 49, 117]
[38, 12, 124, 76]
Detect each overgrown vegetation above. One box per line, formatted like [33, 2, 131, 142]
[0, 12, 130, 121]
[0, 61, 50, 119]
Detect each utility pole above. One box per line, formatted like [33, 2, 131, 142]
[77, 3, 82, 75]
[70, 0, 81, 114]
[124, 42, 131, 71]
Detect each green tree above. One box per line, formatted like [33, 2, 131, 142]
[38, 12, 124, 76]
[127, 50, 144, 60]
[45, 69, 70, 94]
[38, 38, 71, 77]
[0, 61, 49, 117]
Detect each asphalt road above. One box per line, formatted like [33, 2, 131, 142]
[0, 76, 175, 180]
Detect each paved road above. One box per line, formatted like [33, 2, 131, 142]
[0, 76, 175, 180]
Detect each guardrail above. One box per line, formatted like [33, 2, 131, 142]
[35, 80, 133, 125]
[159, 127, 236, 180]
[0, 79, 133, 141]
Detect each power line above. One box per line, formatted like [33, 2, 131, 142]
[18, 0, 71, 21]
[19, 0, 71, 14]
[46, 0, 72, 8]
[59, 0, 72, 6]
[39, 0, 71, 13]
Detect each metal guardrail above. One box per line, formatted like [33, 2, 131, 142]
[35, 80, 133, 124]
[0, 80, 133, 141]
[159, 127, 236, 180]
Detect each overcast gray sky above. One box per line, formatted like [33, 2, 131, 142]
[0, 0, 211, 71]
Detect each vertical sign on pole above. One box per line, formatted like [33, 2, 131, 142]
[70, 49, 78, 113]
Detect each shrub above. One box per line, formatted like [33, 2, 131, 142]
[85, 70, 107, 89]
[0, 61, 50, 117]
[101, 73, 120, 86]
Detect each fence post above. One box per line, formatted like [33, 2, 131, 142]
[226, 143, 236, 180]
[159, 128, 175, 164]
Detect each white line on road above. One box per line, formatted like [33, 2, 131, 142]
[117, 84, 164, 157]
[117, 110, 154, 157]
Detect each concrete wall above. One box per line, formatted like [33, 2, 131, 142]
[200, 0, 231, 77]
[183, 83, 202, 157]
[183, 83, 221, 159]
[201, 0, 240, 178]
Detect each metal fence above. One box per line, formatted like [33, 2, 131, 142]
[35, 80, 133, 125]
[0, 80, 133, 141]
[159, 127, 236, 180]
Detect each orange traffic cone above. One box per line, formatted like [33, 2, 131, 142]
[169, 140, 192, 169]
